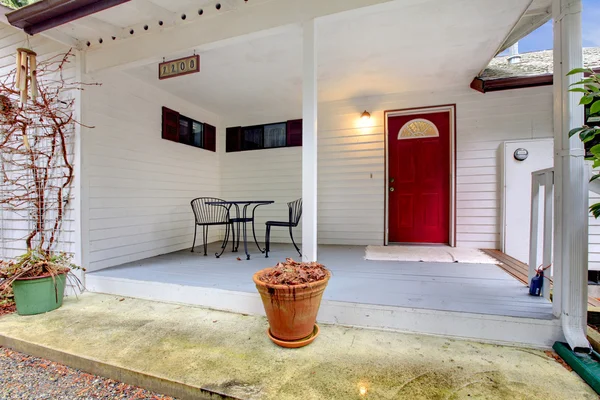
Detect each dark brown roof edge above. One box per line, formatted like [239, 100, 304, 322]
[471, 68, 600, 93]
[470, 74, 553, 93]
[6, 0, 130, 35]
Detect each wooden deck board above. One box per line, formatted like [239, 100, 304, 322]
[481, 249, 529, 284]
[482, 248, 600, 308]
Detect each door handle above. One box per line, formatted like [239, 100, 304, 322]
[390, 187, 395, 192]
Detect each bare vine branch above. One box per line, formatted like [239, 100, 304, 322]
[0, 49, 97, 255]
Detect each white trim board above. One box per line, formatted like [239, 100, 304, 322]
[86, 274, 563, 349]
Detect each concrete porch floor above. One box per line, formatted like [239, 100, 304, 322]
[0, 293, 595, 400]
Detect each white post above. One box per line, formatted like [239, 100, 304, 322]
[72, 50, 89, 291]
[553, 0, 589, 351]
[302, 19, 318, 262]
[529, 174, 540, 283]
[543, 171, 553, 300]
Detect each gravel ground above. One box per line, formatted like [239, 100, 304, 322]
[0, 303, 15, 317]
[0, 346, 177, 400]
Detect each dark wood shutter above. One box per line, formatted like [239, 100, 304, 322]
[286, 119, 302, 147]
[226, 126, 242, 152]
[203, 123, 216, 152]
[162, 107, 180, 142]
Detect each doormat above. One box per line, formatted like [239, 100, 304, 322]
[365, 245, 499, 264]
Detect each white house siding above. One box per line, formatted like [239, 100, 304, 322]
[84, 71, 221, 271]
[221, 85, 556, 249]
[0, 24, 75, 259]
[590, 193, 600, 270]
[85, 78, 600, 271]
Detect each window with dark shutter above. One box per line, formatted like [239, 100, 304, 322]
[161, 106, 215, 152]
[204, 123, 216, 152]
[162, 107, 180, 142]
[225, 119, 302, 152]
[286, 119, 302, 147]
[226, 127, 242, 152]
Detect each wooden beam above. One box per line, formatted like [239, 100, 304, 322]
[70, 16, 124, 37]
[524, 5, 552, 16]
[496, 0, 552, 55]
[85, 0, 395, 74]
[498, 12, 551, 54]
[130, 0, 175, 23]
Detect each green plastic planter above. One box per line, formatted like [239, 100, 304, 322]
[12, 273, 67, 316]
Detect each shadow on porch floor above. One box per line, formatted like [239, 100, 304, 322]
[0, 293, 595, 400]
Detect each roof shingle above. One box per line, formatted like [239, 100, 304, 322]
[480, 47, 600, 80]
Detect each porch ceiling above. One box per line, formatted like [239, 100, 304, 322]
[118, 0, 532, 121]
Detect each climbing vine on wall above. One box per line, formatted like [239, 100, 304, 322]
[0, 49, 94, 254]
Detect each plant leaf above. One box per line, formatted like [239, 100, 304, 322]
[591, 173, 600, 182]
[591, 101, 600, 115]
[570, 78, 595, 87]
[591, 143, 600, 156]
[588, 85, 600, 93]
[580, 128, 598, 142]
[590, 203, 600, 218]
[570, 88, 589, 93]
[580, 95, 594, 105]
[567, 68, 593, 76]
[569, 127, 585, 137]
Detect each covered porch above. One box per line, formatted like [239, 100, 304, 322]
[86, 243, 560, 347]
[9, 0, 584, 350]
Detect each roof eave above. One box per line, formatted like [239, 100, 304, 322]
[471, 68, 600, 93]
[470, 74, 553, 93]
[6, 0, 130, 35]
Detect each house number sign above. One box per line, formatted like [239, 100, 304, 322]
[158, 55, 200, 80]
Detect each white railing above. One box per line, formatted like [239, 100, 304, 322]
[529, 168, 554, 301]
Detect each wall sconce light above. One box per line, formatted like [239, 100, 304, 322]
[361, 110, 371, 121]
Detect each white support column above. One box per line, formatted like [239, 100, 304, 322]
[553, 0, 589, 351]
[73, 50, 90, 289]
[543, 171, 553, 301]
[529, 174, 540, 282]
[302, 19, 318, 262]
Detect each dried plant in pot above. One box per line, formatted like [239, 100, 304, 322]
[0, 250, 84, 315]
[0, 49, 95, 316]
[253, 258, 330, 348]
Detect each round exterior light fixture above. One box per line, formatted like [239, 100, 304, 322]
[361, 110, 371, 120]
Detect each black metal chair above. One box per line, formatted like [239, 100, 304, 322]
[190, 197, 232, 256]
[265, 198, 302, 258]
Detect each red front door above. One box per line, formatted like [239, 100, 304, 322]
[387, 111, 451, 244]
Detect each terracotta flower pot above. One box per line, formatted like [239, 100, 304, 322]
[253, 267, 330, 343]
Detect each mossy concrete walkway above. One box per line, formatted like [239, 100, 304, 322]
[0, 293, 595, 400]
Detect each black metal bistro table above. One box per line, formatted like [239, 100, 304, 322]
[206, 200, 274, 260]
